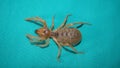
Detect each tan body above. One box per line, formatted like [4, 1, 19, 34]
[25, 14, 91, 61]
[52, 28, 81, 46]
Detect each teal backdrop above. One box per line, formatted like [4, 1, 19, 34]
[0, 0, 120, 68]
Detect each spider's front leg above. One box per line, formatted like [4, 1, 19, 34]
[25, 17, 47, 27]
[26, 34, 41, 42]
[26, 34, 49, 47]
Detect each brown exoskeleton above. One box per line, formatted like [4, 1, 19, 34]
[25, 14, 91, 61]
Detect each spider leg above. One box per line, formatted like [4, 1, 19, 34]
[64, 22, 91, 28]
[69, 45, 84, 54]
[56, 14, 71, 30]
[26, 34, 42, 42]
[50, 16, 55, 31]
[36, 39, 50, 48]
[26, 34, 49, 47]
[25, 17, 47, 27]
[53, 38, 62, 61]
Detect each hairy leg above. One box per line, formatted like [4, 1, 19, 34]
[56, 14, 71, 30]
[50, 16, 54, 31]
[26, 34, 49, 47]
[26, 34, 42, 42]
[69, 45, 84, 54]
[36, 39, 50, 48]
[25, 17, 47, 27]
[64, 22, 91, 28]
[53, 38, 62, 61]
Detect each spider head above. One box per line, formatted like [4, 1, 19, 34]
[35, 27, 51, 40]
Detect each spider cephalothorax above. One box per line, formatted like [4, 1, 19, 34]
[35, 28, 51, 40]
[25, 14, 91, 61]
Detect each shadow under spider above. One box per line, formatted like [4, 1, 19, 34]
[76, 24, 84, 28]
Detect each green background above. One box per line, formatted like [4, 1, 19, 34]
[0, 0, 120, 68]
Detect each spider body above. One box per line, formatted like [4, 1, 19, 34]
[53, 28, 81, 46]
[25, 14, 90, 61]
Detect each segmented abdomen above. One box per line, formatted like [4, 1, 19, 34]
[55, 28, 82, 46]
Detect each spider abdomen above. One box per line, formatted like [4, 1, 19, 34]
[55, 28, 82, 46]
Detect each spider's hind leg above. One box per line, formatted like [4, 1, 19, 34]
[69, 45, 84, 54]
